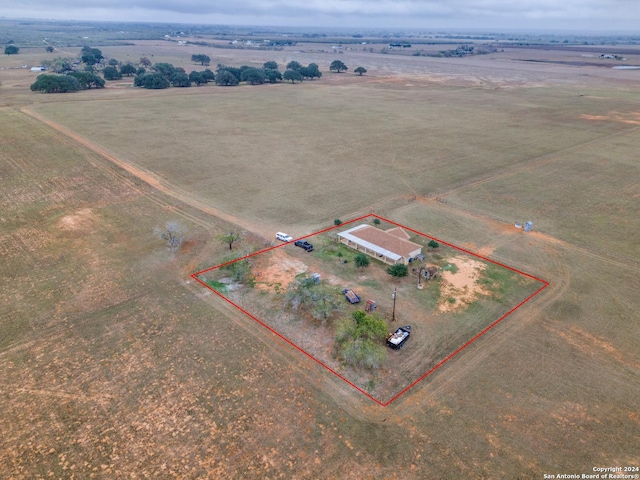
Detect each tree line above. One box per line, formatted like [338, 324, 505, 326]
[30, 45, 367, 93]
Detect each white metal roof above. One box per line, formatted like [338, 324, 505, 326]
[337, 225, 403, 261]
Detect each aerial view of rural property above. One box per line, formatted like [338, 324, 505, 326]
[0, 0, 638, 477]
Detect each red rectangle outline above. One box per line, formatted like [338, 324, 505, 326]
[192, 213, 549, 406]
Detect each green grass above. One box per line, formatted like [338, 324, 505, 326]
[205, 280, 228, 293]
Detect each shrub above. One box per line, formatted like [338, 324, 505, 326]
[387, 264, 409, 277]
[354, 253, 370, 268]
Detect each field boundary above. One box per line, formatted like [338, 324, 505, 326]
[192, 213, 549, 406]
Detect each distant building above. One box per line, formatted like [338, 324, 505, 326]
[337, 224, 422, 265]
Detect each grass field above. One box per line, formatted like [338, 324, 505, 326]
[29, 80, 636, 236]
[1, 29, 639, 478]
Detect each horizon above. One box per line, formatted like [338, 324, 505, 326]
[2, 16, 639, 38]
[1, 0, 639, 35]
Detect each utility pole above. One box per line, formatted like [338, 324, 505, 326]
[391, 287, 397, 322]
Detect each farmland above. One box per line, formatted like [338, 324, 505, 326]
[1, 22, 639, 478]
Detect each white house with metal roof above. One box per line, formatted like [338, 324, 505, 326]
[337, 224, 422, 265]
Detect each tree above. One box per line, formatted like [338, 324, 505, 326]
[220, 254, 252, 283]
[120, 64, 137, 76]
[387, 264, 409, 277]
[306, 63, 322, 79]
[428, 240, 439, 250]
[201, 68, 215, 82]
[218, 231, 241, 250]
[286, 60, 303, 71]
[354, 66, 367, 76]
[136, 67, 146, 76]
[154, 221, 185, 251]
[372, 218, 381, 225]
[134, 73, 170, 89]
[335, 311, 388, 369]
[30, 74, 80, 93]
[46, 57, 73, 73]
[285, 280, 343, 325]
[241, 67, 265, 85]
[216, 64, 241, 82]
[66, 71, 105, 89]
[264, 69, 282, 83]
[354, 253, 370, 268]
[170, 72, 191, 87]
[152, 62, 177, 78]
[191, 54, 210, 66]
[102, 66, 122, 80]
[81, 46, 103, 65]
[330, 60, 348, 72]
[283, 69, 302, 83]
[139, 57, 152, 67]
[334, 219, 342, 226]
[215, 70, 239, 86]
[45, 46, 54, 53]
[108, 58, 119, 66]
[263, 61, 279, 70]
[5, 45, 19, 55]
[189, 70, 207, 86]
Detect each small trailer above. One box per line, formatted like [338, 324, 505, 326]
[343, 289, 361, 304]
[387, 326, 411, 349]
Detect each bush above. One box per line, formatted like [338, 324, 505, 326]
[354, 253, 370, 268]
[334, 219, 342, 226]
[372, 218, 381, 225]
[387, 264, 409, 277]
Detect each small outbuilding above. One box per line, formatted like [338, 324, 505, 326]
[337, 224, 422, 265]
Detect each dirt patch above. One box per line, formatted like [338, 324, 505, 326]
[439, 255, 489, 313]
[57, 208, 96, 232]
[581, 112, 640, 125]
[253, 249, 309, 291]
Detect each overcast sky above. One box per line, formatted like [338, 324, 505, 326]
[1, 0, 638, 32]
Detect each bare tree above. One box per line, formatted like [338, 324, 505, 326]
[154, 221, 185, 251]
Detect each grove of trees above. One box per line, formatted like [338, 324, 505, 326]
[5, 45, 19, 55]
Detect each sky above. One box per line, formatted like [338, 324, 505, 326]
[1, 0, 639, 32]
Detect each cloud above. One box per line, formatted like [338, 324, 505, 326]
[3, 0, 639, 29]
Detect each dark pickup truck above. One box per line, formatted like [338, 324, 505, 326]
[294, 240, 314, 252]
[386, 326, 411, 349]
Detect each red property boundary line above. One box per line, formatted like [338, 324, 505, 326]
[192, 214, 549, 407]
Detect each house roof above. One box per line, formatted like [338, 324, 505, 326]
[337, 224, 422, 259]
[386, 227, 411, 240]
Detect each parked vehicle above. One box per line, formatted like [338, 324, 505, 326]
[294, 240, 314, 252]
[387, 326, 411, 349]
[343, 289, 361, 304]
[276, 232, 293, 242]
